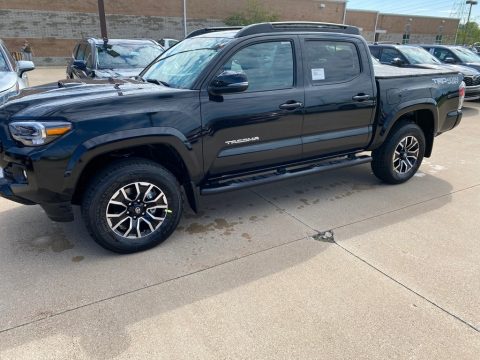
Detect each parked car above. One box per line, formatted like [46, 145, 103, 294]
[0, 22, 464, 253]
[421, 45, 480, 71]
[0, 39, 35, 105]
[369, 44, 480, 100]
[158, 38, 179, 49]
[66, 38, 164, 79]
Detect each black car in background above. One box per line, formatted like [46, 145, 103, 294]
[66, 38, 164, 79]
[421, 45, 480, 72]
[370, 44, 480, 100]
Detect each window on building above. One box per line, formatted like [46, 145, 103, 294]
[305, 40, 361, 84]
[221, 41, 294, 92]
[402, 34, 410, 45]
[435, 35, 443, 45]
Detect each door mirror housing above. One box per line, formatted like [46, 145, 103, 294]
[444, 57, 456, 64]
[391, 57, 405, 67]
[208, 71, 248, 95]
[73, 59, 87, 71]
[17, 60, 35, 77]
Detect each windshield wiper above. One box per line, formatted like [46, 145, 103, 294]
[144, 78, 170, 87]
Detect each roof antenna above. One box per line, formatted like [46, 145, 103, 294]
[103, 37, 108, 49]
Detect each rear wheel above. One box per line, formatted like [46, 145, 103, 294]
[82, 159, 183, 253]
[371, 122, 426, 184]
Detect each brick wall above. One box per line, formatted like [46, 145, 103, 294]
[0, 0, 347, 65]
[346, 9, 459, 45]
[0, 1, 459, 66]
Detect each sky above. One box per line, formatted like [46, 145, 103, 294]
[347, 0, 480, 22]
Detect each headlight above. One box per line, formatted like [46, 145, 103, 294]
[9, 121, 72, 146]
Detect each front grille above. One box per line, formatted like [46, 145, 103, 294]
[464, 76, 480, 86]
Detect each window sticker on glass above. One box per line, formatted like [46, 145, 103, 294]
[312, 68, 325, 81]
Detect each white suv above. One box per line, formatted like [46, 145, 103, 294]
[0, 39, 35, 105]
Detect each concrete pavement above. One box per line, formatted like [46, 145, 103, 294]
[0, 67, 479, 359]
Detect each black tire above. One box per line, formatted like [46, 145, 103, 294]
[371, 122, 426, 184]
[81, 158, 183, 254]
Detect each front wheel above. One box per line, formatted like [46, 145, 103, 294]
[82, 159, 183, 253]
[371, 122, 426, 184]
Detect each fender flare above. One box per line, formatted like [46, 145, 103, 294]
[369, 100, 438, 150]
[64, 127, 203, 189]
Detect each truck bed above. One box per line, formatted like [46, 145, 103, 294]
[374, 63, 459, 79]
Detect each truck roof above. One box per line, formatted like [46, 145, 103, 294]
[187, 22, 360, 39]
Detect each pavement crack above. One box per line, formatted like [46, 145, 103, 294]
[252, 184, 480, 334]
[333, 240, 480, 333]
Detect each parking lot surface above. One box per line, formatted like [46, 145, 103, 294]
[1, 68, 479, 359]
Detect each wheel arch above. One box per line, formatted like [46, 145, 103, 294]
[68, 129, 203, 212]
[371, 102, 438, 157]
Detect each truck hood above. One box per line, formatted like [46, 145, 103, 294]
[462, 63, 480, 72]
[0, 78, 189, 118]
[411, 63, 479, 76]
[0, 72, 17, 93]
[94, 68, 144, 78]
[437, 64, 480, 76]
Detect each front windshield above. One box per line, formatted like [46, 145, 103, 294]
[0, 52, 8, 71]
[96, 43, 163, 69]
[402, 47, 441, 65]
[452, 47, 480, 63]
[141, 37, 232, 89]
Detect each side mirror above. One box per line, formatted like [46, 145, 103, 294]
[73, 59, 87, 71]
[391, 57, 405, 67]
[17, 60, 35, 76]
[208, 71, 248, 95]
[444, 57, 456, 64]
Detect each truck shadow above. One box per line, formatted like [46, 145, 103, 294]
[0, 166, 454, 358]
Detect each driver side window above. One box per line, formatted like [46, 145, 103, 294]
[380, 48, 403, 64]
[434, 48, 454, 62]
[220, 41, 294, 92]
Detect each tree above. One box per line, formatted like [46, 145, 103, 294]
[457, 21, 480, 45]
[224, 0, 279, 26]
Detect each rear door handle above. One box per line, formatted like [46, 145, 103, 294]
[279, 101, 303, 110]
[352, 94, 371, 102]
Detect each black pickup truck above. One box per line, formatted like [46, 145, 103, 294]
[0, 22, 465, 253]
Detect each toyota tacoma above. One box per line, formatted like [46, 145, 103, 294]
[0, 22, 465, 253]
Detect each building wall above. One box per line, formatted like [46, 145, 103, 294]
[0, 0, 346, 65]
[346, 9, 459, 45]
[0, 1, 459, 66]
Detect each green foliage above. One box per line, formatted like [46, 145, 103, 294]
[457, 21, 480, 45]
[224, 0, 279, 26]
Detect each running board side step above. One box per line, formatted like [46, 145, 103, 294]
[201, 155, 372, 195]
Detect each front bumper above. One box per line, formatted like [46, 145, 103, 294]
[465, 84, 480, 101]
[0, 164, 74, 222]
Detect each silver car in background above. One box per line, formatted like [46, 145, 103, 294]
[0, 39, 35, 105]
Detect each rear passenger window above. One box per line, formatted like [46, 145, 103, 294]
[221, 41, 294, 92]
[305, 41, 360, 84]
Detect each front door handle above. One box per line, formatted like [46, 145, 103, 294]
[352, 94, 371, 102]
[279, 101, 303, 110]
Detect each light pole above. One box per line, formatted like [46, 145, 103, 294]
[183, 0, 188, 38]
[98, 0, 108, 39]
[463, 0, 478, 45]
